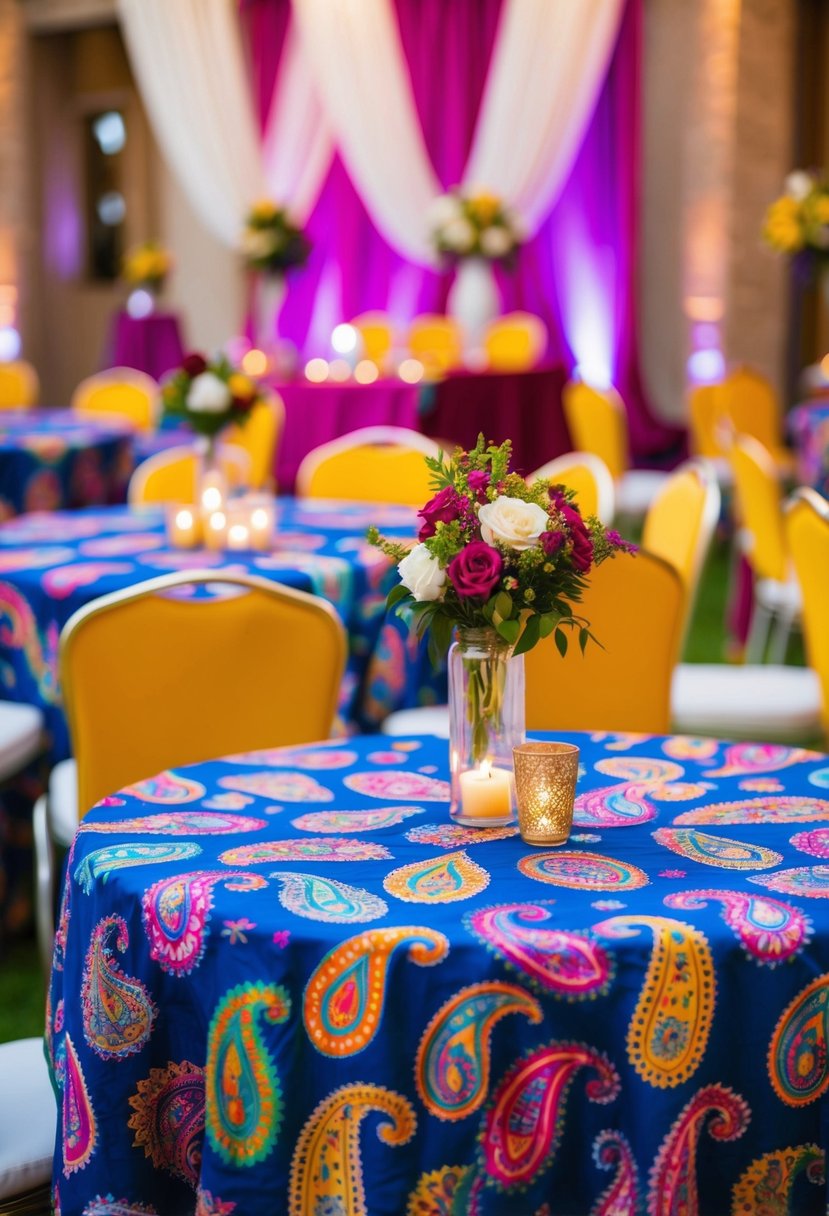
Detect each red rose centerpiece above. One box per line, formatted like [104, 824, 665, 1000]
[161, 351, 261, 443]
[369, 436, 633, 826]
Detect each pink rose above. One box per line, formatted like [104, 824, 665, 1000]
[447, 541, 503, 599]
[182, 352, 208, 378]
[561, 502, 594, 573]
[418, 486, 462, 540]
[466, 469, 490, 500]
[541, 529, 565, 555]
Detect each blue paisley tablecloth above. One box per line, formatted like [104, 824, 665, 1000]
[789, 401, 829, 499]
[0, 500, 441, 759]
[0, 409, 135, 518]
[47, 730, 829, 1215]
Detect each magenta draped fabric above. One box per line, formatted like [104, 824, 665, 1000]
[239, 0, 681, 458]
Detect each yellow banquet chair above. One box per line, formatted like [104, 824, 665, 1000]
[483, 312, 547, 372]
[33, 569, 347, 975]
[127, 443, 252, 505]
[383, 550, 684, 739]
[785, 488, 829, 739]
[562, 378, 669, 521]
[528, 451, 616, 525]
[350, 312, 395, 371]
[0, 358, 39, 408]
[687, 382, 733, 486]
[222, 392, 284, 491]
[641, 459, 721, 646]
[407, 314, 463, 378]
[71, 366, 159, 431]
[721, 365, 795, 477]
[296, 425, 441, 506]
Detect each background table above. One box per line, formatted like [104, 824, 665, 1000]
[47, 729, 829, 1214]
[789, 399, 829, 498]
[0, 409, 135, 518]
[0, 499, 441, 761]
[104, 310, 186, 381]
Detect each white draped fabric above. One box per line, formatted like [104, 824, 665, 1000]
[117, 0, 333, 247]
[292, 0, 625, 266]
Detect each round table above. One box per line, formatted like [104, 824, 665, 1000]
[0, 409, 135, 517]
[48, 730, 829, 1214]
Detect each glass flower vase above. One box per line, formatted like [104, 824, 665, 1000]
[448, 626, 525, 827]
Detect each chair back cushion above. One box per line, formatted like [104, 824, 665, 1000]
[785, 488, 829, 736]
[0, 359, 39, 409]
[730, 434, 788, 583]
[561, 381, 630, 478]
[483, 312, 547, 371]
[72, 368, 159, 431]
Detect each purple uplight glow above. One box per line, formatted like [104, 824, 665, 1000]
[557, 223, 616, 389]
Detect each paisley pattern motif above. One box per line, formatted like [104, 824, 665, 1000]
[0, 580, 60, 702]
[672, 795, 829, 825]
[81, 1200, 159, 1215]
[120, 771, 207, 804]
[224, 745, 357, 768]
[790, 827, 829, 857]
[142, 871, 266, 975]
[478, 1041, 620, 1190]
[271, 871, 389, 922]
[81, 916, 156, 1058]
[205, 982, 290, 1166]
[63, 1035, 97, 1176]
[652, 828, 782, 869]
[405, 1166, 469, 1215]
[78, 811, 266, 835]
[416, 982, 542, 1119]
[464, 903, 614, 998]
[289, 1084, 416, 1216]
[405, 822, 519, 846]
[594, 757, 684, 783]
[702, 743, 819, 778]
[749, 867, 829, 897]
[768, 975, 829, 1105]
[218, 838, 392, 865]
[217, 771, 334, 801]
[290, 805, 425, 832]
[591, 1130, 640, 1216]
[518, 850, 649, 890]
[304, 927, 449, 1056]
[731, 1144, 824, 1214]
[645, 1085, 750, 1215]
[661, 736, 719, 761]
[343, 770, 451, 800]
[663, 889, 811, 965]
[574, 783, 657, 827]
[383, 850, 490, 902]
[74, 842, 202, 894]
[593, 915, 714, 1088]
[127, 1059, 205, 1187]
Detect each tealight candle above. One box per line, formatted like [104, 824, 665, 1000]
[249, 503, 275, 551]
[226, 521, 251, 551]
[165, 504, 201, 550]
[458, 760, 512, 822]
[204, 509, 228, 551]
[199, 469, 227, 514]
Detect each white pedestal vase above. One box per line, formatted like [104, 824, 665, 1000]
[254, 273, 286, 351]
[447, 257, 501, 361]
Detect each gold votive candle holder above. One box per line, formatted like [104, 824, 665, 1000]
[513, 741, 579, 846]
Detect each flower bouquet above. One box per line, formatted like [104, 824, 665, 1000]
[121, 242, 172, 292]
[369, 437, 633, 824]
[429, 190, 523, 263]
[161, 352, 262, 441]
[241, 200, 311, 274]
[763, 170, 829, 280]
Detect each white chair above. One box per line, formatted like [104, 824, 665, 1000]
[670, 664, 823, 743]
[0, 1037, 56, 1211]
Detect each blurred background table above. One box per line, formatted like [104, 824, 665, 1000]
[0, 409, 134, 518]
[0, 499, 441, 760]
[48, 729, 829, 1215]
[790, 398, 829, 498]
[104, 310, 186, 381]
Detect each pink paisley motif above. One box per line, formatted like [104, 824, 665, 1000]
[222, 745, 356, 768]
[673, 796, 829, 826]
[791, 828, 829, 858]
[119, 771, 207, 804]
[591, 1129, 640, 1216]
[594, 757, 684, 784]
[142, 871, 266, 975]
[42, 562, 135, 598]
[464, 903, 614, 999]
[646, 1085, 750, 1216]
[218, 838, 392, 865]
[661, 736, 719, 761]
[663, 889, 812, 966]
[343, 770, 451, 801]
[0, 580, 60, 703]
[479, 1041, 620, 1190]
[63, 1034, 97, 1176]
[290, 805, 425, 833]
[574, 783, 657, 828]
[590, 731, 653, 750]
[195, 1190, 237, 1216]
[218, 771, 335, 801]
[79, 810, 267, 835]
[749, 867, 829, 898]
[127, 1059, 205, 1187]
[406, 823, 519, 847]
[702, 743, 820, 778]
[79, 533, 165, 557]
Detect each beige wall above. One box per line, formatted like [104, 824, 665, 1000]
[0, 0, 30, 356]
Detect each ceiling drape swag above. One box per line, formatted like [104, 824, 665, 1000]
[291, 0, 625, 264]
[117, 0, 333, 247]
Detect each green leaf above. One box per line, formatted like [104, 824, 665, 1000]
[494, 591, 513, 621]
[512, 614, 540, 657]
[430, 613, 454, 659]
[554, 628, 568, 657]
[386, 584, 410, 610]
[539, 611, 559, 639]
[579, 627, 590, 655]
[495, 619, 520, 644]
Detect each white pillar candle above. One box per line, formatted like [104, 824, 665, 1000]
[199, 469, 227, 514]
[226, 521, 252, 551]
[165, 505, 201, 550]
[249, 503, 275, 551]
[204, 509, 228, 551]
[459, 760, 512, 820]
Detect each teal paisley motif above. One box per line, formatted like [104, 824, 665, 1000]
[74, 843, 202, 894]
[270, 870, 388, 923]
[652, 827, 782, 869]
[769, 975, 829, 1106]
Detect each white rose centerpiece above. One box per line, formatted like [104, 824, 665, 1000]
[161, 352, 262, 440]
[430, 190, 523, 265]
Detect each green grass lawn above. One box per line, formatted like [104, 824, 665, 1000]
[0, 532, 811, 1044]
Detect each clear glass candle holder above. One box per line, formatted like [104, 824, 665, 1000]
[513, 742, 579, 846]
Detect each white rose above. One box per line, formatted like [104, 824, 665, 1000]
[429, 193, 463, 228]
[785, 170, 814, 201]
[479, 225, 513, 259]
[478, 496, 550, 551]
[441, 216, 476, 254]
[398, 543, 446, 602]
[186, 372, 232, 414]
[241, 228, 279, 259]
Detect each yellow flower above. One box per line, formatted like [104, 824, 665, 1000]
[805, 193, 829, 225]
[763, 197, 805, 252]
[467, 192, 501, 224]
[228, 373, 255, 399]
[250, 199, 279, 224]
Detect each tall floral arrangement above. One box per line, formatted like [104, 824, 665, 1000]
[763, 170, 829, 278]
[429, 190, 523, 263]
[241, 200, 311, 274]
[122, 242, 172, 292]
[161, 352, 262, 439]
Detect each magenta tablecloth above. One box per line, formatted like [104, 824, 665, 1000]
[419, 362, 571, 476]
[105, 311, 186, 380]
[274, 378, 421, 493]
